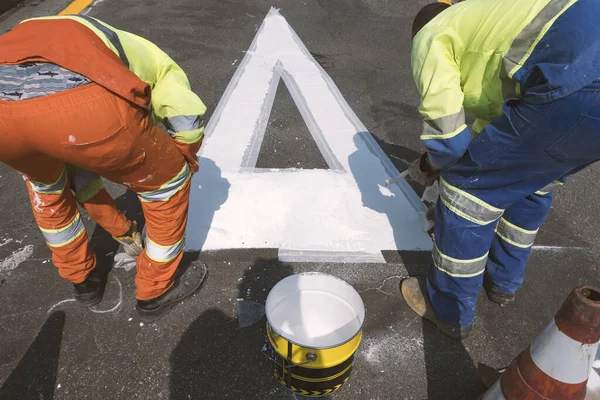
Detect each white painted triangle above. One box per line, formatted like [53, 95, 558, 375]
[185, 8, 433, 261]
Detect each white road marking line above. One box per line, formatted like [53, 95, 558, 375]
[186, 9, 432, 261]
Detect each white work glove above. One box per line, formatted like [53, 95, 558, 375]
[408, 153, 440, 187]
[113, 221, 143, 258]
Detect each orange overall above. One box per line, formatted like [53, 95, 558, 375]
[0, 19, 200, 300]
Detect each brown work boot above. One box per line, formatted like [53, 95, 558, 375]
[136, 261, 208, 323]
[113, 221, 143, 258]
[483, 275, 515, 307]
[401, 277, 471, 340]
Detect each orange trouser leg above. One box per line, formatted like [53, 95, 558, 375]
[135, 176, 191, 300]
[24, 166, 95, 284]
[79, 188, 130, 238]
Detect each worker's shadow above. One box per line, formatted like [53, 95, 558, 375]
[0, 311, 65, 399]
[88, 157, 230, 273]
[348, 132, 482, 399]
[184, 157, 230, 251]
[347, 133, 425, 256]
[169, 258, 296, 400]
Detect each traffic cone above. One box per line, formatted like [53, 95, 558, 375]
[481, 286, 600, 400]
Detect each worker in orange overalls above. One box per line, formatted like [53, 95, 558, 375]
[0, 15, 207, 322]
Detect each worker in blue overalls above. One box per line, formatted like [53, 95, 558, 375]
[402, 0, 600, 339]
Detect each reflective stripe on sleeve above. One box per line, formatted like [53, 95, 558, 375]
[432, 243, 488, 278]
[166, 115, 204, 135]
[420, 108, 467, 140]
[74, 15, 130, 67]
[39, 213, 86, 247]
[145, 236, 185, 262]
[439, 178, 504, 225]
[137, 163, 190, 202]
[500, 0, 575, 99]
[496, 218, 538, 249]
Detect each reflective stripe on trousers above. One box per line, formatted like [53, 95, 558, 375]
[433, 244, 488, 278]
[535, 180, 564, 196]
[145, 236, 186, 263]
[137, 163, 190, 202]
[495, 218, 538, 249]
[29, 168, 67, 195]
[439, 178, 504, 225]
[39, 212, 86, 247]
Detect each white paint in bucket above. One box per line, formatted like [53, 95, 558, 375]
[266, 273, 365, 348]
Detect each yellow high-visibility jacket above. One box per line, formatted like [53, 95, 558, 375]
[412, 0, 578, 169]
[25, 15, 206, 145]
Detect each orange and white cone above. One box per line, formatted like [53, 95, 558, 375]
[482, 286, 600, 400]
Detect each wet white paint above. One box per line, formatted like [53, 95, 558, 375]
[186, 8, 432, 261]
[265, 273, 364, 347]
[0, 245, 34, 272]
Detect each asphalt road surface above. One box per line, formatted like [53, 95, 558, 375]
[0, 0, 598, 399]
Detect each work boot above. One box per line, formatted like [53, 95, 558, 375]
[483, 275, 515, 307]
[401, 277, 472, 340]
[136, 261, 208, 323]
[113, 221, 144, 258]
[73, 269, 106, 307]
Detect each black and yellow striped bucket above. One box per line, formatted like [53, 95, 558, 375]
[264, 273, 365, 397]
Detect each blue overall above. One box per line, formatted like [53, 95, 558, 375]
[426, 0, 600, 328]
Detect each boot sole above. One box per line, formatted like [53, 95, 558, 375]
[137, 264, 208, 323]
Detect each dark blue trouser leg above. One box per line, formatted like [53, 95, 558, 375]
[427, 200, 496, 328]
[486, 192, 553, 294]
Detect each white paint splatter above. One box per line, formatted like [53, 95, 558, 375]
[0, 238, 13, 247]
[32, 193, 45, 213]
[378, 185, 394, 197]
[359, 334, 423, 366]
[140, 322, 144, 327]
[138, 174, 154, 183]
[0, 245, 34, 272]
[68, 135, 76, 143]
